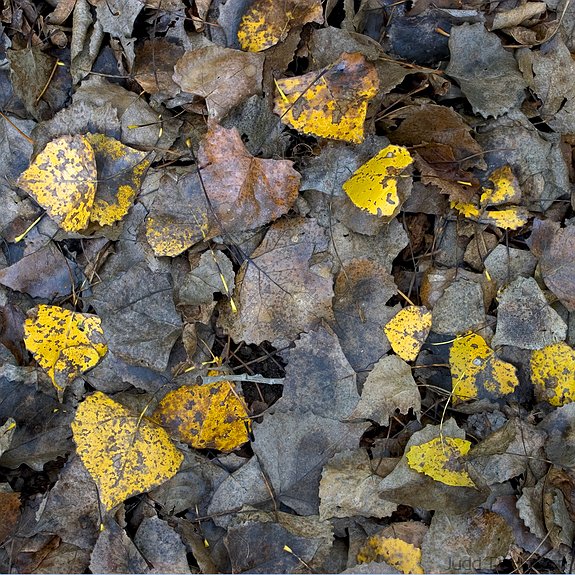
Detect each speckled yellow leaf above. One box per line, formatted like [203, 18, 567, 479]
[450, 200, 481, 219]
[357, 536, 424, 574]
[238, 0, 323, 52]
[274, 52, 379, 143]
[84, 133, 150, 226]
[531, 342, 575, 406]
[23, 305, 107, 394]
[480, 207, 529, 231]
[17, 135, 96, 232]
[406, 436, 475, 487]
[480, 165, 521, 206]
[384, 306, 432, 361]
[152, 379, 251, 451]
[449, 333, 519, 403]
[343, 145, 413, 217]
[72, 392, 183, 510]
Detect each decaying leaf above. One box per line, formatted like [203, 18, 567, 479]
[531, 342, 575, 406]
[449, 333, 519, 403]
[406, 436, 475, 487]
[23, 305, 107, 393]
[153, 380, 251, 452]
[451, 165, 529, 230]
[238, 0, 323, 52]
[274, 52, 379, 143]
[17, 135, 97, 232]
[357, 535, 424, 574]
[384, 306, 432, 361]
[72, 392, 183, 510]
[343, 145, 413, 219]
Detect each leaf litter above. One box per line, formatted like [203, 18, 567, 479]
[2, 0, 575, 572]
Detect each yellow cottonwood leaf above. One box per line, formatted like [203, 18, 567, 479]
[23, 305, 107, 394]
[531, 342, 575, 406]
[449, 333, 519, 403]
[357, 536, 424, 574]
[343, 145, 413, 217]
[273, 52, 379, 143]
[152, 380, 251, 452]
[84, 133, 150, 226]
[17, 135, 96, 232]
[72, 392, 183, 510]
[238, 0, 323, 52]
[406, 436, 475, 487]
[451, 165, 529, 231]
[384, 306, 432, 361]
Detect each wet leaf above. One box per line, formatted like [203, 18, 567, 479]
[358, 536, 424, 574]
[531, 342, 575, 406]
[274, 52, 379, 143]
[238, 0, 323, 52]
[72, 391, 183, 510]
[23, 304, 107, 394]
[17, 135, 97, 232]
[449, 333, 519, 403]
[406, 436, 475, 487]
[343, 145, 413, 219]
[153, 381, 251, 452]
[384, 306, 432, 361]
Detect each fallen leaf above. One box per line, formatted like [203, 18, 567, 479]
[153, 380, 251, 452]
[173, 45, 264, 120]
[342, 145, 413, 219]
[23, 304, 107, 394]
[384, 306, 432, 361]
[17, 135, 97, 232]
[531, 342, 575, 406]
[274, 52, 379, 143]
[72, 391, 183, 510]
[358, 536, 424, 574]
[238, 0, 323, 52]
[406, 436, 475, 487]
[449, 333, 519, 403]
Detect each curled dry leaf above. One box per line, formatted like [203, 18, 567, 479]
[23, 305, 107, 394]
[72, 391, 183, 510]
[274, 52, 379, 143]
[238, 0, 323, 52]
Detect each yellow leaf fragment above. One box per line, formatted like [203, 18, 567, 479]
[450, 200, 481, 219]
[152, 381, 251, 451]
[343, 145, 413, 217]
[531, 342, 575, 406]
[449, 333, 519, 403]
[274, 52, 379, 143]
[238, 0, 323, 52]
[481, 164, 521, 206]
[384, 306, 432, 361]
[23, 305, 107, 393]
[357, 536, 424, 574]
[406, 436, 475, 487]
[17, 135, 96, 232]
[84, 133, 150, 226]
[72, 392, 183, 510]
[480, 207, 529, 231]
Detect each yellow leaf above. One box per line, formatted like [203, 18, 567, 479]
[343, 145, 413, 217]
[406, 436, 475, 487]
[238, 0, 323, 52]
[273, 52, 379, 143]
[480, 164, 521, 206]
[23, 305, 107, 394]
[450, 200, 481, 219]
[480, 207, 529, 231]
[17, 135, 96, 232]
[531, 342, 575, 406]
[152, 380, 251, 452]
[384, 306, 432, 361]
[72, 392, 183, 510]
[449, 333, 519, 403]
[84, 133, 150, 227]
[357, 536, 424, 574]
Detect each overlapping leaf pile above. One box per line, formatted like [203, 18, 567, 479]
[1, 0, 575, 572]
